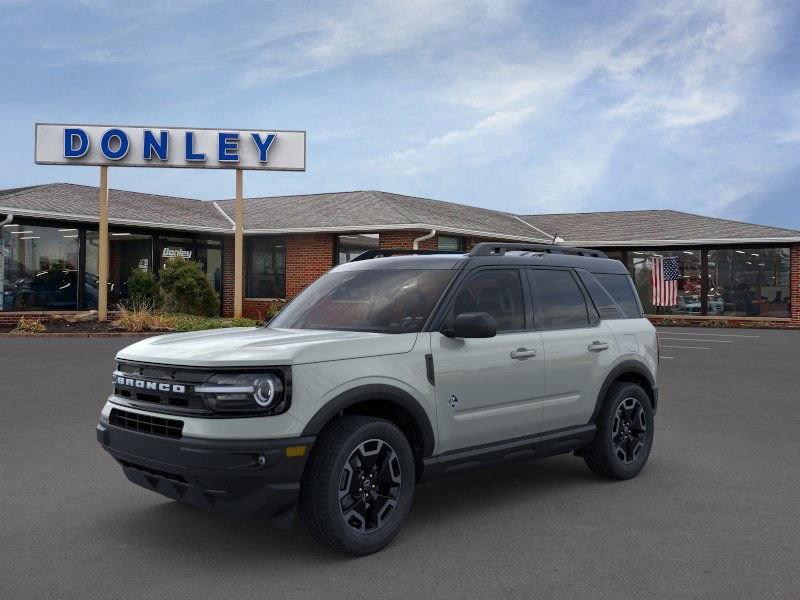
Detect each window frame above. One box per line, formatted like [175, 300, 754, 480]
[527, 267, 600, 331]
[245, 235, 286, 299]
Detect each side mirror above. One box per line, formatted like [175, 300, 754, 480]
[443, 312, 497, 338]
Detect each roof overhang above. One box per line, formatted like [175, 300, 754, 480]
[0, 206, 231, 234]
[565, 237, 800, 246]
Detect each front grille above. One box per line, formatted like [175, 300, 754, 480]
[118, 459, 188, 484]
[113, 362, 210, 413]
[109, 408, 184, 439]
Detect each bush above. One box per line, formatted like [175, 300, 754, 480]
[114, 303, 175, 332]
[11, 316, 46, 334]
[127, 269, 161, 308]
[158, 259, 220, 317]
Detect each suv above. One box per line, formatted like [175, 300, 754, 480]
[97, 243, 658, 555]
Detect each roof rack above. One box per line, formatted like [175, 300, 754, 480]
[469, 242, 608, 259]
[349, 248, 465, 262]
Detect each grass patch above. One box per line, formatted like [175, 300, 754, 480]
[171, 314, 258, 332]
[11, 317, 46, 334]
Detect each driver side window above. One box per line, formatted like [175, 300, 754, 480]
[450, 269, 525, 332]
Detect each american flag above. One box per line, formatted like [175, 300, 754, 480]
[651, 256, 679, 306]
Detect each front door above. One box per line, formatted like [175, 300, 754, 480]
[432, 268, 546, 454]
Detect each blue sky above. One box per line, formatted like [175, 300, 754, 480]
[1, 0, 799, 228]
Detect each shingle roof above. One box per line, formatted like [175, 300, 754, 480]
[1, 183, 798, 243]
[519, 210, 800, 244]
[215, 190, 548, 240]
[0, 183, 230, 231]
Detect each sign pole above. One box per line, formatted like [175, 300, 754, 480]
[234, 168, 244, 319]
[98, 166, 109, 321]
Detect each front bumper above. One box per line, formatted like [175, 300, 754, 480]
[97, 422, 315, 528]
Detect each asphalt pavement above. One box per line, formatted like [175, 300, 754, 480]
[1, 327, 799, 600]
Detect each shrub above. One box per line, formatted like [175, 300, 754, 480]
[127, 269, 161, 308]
[158, 259, 220, 317]
[11, 316, 46, 334]
[231, 317, 258, 327]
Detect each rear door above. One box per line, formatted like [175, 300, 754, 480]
[529, 268, 619, 432]
[431, 267, 545, 454]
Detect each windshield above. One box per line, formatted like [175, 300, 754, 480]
[269, 269, 454, 333]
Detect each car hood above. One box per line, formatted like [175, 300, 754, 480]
[116, 327, 419, 367]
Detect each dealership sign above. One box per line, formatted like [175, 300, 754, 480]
[34, 123, 306, 171]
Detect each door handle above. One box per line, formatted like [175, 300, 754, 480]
[510, 348, 537, 360]
[588, 341, 610, 352]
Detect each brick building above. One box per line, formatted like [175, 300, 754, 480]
[2, 183, 799, 328]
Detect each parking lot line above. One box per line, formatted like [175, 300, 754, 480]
[657, 337, 733, 343]
[661, 345, 710, 350]
[659, 355, 674, 359]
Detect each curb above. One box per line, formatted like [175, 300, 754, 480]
[0, 332, 163, 339]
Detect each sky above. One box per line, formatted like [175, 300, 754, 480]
[0, 0, 799, 229]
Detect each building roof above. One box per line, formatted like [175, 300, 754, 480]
[518, 209, 800, 245]
[0, 183, 231, 232]
[1, 183, 798, 244]
[215, 190, 548, 241]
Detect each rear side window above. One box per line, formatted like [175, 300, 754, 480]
[594, 273, 642, 318]
[529, 269, 590, 329]
[577, 270, 626, 320]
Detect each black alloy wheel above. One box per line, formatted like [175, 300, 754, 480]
[338, 439, 402, 532]
[584, 382, 654, 480]
[612, 397, 647, 464]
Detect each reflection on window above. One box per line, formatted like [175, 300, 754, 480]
[247, 236, 285, 298]
[85, 231, 153, 309]
[707, 248, 790, 318]
[451, 269, 525, 331]
[2, 224, 80, 310]
[531, 269, 590, 329]
[632, 250, 702, 315]
[336, 234, 379, 264]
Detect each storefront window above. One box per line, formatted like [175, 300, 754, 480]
[85, 230, 154, 308]
[336, 234, 379, 264]
[247, 236, 285, 298]
[196, 240, 223, 295]
[2, 223, 80, 310]
[707, 248, 790, 318]
[631, 249, 702, 315]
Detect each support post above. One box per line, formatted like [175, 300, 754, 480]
[98, 166, 109, 321]
[234, 169, 244, 319]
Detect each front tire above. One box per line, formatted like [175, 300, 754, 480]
[300, 416, 415, 556]
[584, 382, 654, 480]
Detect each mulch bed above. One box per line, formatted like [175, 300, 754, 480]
[0, 317, 169, 335]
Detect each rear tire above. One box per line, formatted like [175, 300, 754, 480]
[584, 382, 654, 480]
[300, 416, 415, 556]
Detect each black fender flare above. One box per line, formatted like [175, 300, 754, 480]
[301, 384, 436, 458]
[590, 360, 658, 422]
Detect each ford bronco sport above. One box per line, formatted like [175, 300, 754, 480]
[97, 242, 658, 555]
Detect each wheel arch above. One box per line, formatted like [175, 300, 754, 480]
[301, 384, 436, 479]
[590, 360, 657, 423]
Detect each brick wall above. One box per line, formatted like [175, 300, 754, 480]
[378, 231, 496, 251]
[221, 237, 235, 317]
[235, 233, 335, 321]
[791, 243, 800, 325]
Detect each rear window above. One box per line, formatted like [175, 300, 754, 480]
[595, 273, 642, 318]
[578, 271, 642, 319]
[530, 269, 591, 329]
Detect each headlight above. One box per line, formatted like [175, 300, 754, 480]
[195, 372, 288, 415]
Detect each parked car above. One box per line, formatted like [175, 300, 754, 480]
[97, 243, 658, 555]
